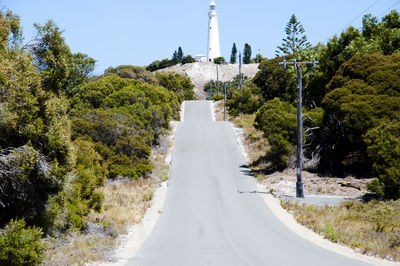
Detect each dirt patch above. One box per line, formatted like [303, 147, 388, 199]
[260, 169, 372, 198]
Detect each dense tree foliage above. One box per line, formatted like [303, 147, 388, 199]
[0, 17, 101, 233]
[0, 7, 195, 263]
[228, 10, 400, 199]
[276, 14, 311, 56]
[181, 55, 195, 65]
[32, 21, 96, 96]
[319, 54, 400, 197]
[253, 55, 296, 103]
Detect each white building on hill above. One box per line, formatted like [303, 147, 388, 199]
[207, 1, 221, 62]
[195, 54, 206, 62]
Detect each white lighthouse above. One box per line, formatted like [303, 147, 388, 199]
[207, 1, 221, 62]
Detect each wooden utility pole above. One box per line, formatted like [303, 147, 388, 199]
[239, 51, 242, 95]
[279, 59, 318, 198]
[224, 83, 227, 121]
[216, 64, 219, 94]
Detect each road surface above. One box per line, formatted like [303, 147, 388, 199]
[130, 101, 367, 266]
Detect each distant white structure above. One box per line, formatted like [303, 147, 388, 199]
[195, 54, 206, 62]
[207, 1, 221, 62]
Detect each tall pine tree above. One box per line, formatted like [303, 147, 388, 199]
[230, 43, 237, 63]
[243, 43, 252, 64]
[276, 14, 311, 56]
[177, 46, 184, 62]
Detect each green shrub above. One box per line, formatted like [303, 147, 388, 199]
[181, 55, 195, 65]
[103, 65, 158, 84]
[227, 85, 263, 116]
[364, 122, 400, 199]
[0, 219, 46, 266]
[254, 98, 297, 170]
[213, 57, 225, 64]
[156, 72, 195, 102]
[70, 75, 180, 181]
[212, 94, 224, 101]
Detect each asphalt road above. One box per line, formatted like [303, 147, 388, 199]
[130, 101, 368, 266]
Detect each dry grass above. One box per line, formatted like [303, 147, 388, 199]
[282, 200, 400, 261]
[42, 129, 174, 265]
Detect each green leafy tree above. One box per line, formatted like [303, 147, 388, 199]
[252, 55, 297, 103]
[0, 14, 104, 235]
[32, 20, 95, 96]
[0, 10, 23, 50]
[276, 14, 311, 56]
[146, 60, 160, 72]
[243, 43, 252, 64]
[181, 55, 195, 65]
[230, 42, 237, 63]
[254, 53, 264, 63]
[318, 54, 400, 176]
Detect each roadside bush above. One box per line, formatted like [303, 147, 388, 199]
[0, 219, 46, 266]
[255, 98, 297, 170]
[364, 122, 400, 199]
[227, 85, 264, 116]
[212, 94, 224, 101]
[71, 75, 180, 180]
[156, 72, 195, 102]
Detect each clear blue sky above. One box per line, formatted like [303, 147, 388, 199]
[3, 0, 399, 75]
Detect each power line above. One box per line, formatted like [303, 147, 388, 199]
[378, 0, 400, 17]
[342, 0, 383, 30]
[324, 0, 383, 43]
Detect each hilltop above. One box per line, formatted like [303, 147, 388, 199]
[157, 62, 260, 99]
